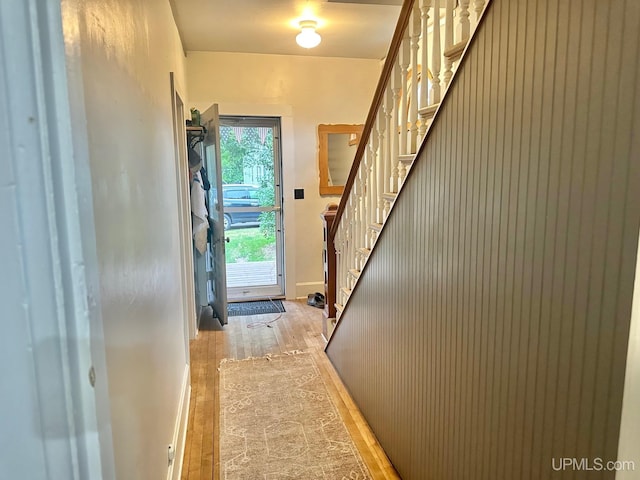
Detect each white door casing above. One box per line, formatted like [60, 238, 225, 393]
[0, 0, 115, 478]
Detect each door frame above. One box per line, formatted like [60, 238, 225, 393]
[208, 103, 296, 300]
[219, 115, 286, 300]
[169, 73, 198, 341]
[1, 0, 115, 477]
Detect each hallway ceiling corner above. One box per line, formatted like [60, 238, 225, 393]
[170, 0, 402, 59]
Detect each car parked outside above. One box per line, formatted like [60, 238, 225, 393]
[220, 184, 262, 229]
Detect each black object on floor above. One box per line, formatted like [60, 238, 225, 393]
[227, 300, 285, 317]
[307, 292, 325, 309]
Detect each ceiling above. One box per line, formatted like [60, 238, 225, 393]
[170, 0, 403, 59]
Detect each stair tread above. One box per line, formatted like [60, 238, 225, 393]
[369, 222, 383, 232]
[335, 303, 344, 313]
[340, 286, 352, 295]
[443, 40, 466, 60]
[398, 154, 414, 162]
[348, 268, 361, 278]
[383, 192, 398, 201]
[418, 102, 440, 118]
[357, 247, 371, 257]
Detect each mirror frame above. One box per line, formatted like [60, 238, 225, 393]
[318, 124, 364, 196]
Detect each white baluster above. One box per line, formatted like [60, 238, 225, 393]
[352, 176, 360, 273]
[363, 145, 373, 251]
[431, 0, 442, 104]
[383, 198, 391, 222]
[391, 64, 402, 193]
[341, 219, 348, 296]
[369, 143, 377, 249]
[342, 195, 356, 284]
[368, 164, 376, 249]
[445, 0, 454, 51]
[398, 157, 407, 187]
[474, 0, 485, 24]
[377, 109, 386, 224]
[336, 217, 344, 306]
[362, 182, 369, 266]
[357, 166, 367, 266]
[409, 4, 421, 154]
[362, 188, 370, 263]
[370, 228, 377, 250]
[341, 233, 348, 304]
[370, 120, 380, 227]
[384, 84, 394, 197]
[352, 193, 359, 277]
[419, 0, 432, 141]
[443, 0, 455, 87]
[351, 193, 358, 275]
[399, 33, 410, 156]
[360, 147, 368, 244]
[335, 227, 343, 306]
[459, 0, 471, 42]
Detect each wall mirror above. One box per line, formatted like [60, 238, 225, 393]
[318, 124, 364, 196]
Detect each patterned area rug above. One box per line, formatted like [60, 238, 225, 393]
[219, 352, 371, 479]
[227, 300, 285, 317]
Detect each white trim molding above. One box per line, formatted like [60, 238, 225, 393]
[296, 281, 325, 300]
[0, 0, 114, 478]
[168, 365, 191, 480]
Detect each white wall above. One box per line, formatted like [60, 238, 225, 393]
[187, 51, 380, 298]
[617, 229, 640, 480]
[61, 0, 190, 478]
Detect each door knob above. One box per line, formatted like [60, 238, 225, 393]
[225, 237, 230, 243]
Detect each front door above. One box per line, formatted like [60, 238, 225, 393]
[219, 116, 285, 300]
[201, 104, 228, 325]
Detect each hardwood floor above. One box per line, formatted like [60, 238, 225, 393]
[180, 300, 400, 480]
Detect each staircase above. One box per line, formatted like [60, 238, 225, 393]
[328, 0, 489, 334]
[324, 0, 640, 478]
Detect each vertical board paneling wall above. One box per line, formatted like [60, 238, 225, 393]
[326, 0, 640, 478]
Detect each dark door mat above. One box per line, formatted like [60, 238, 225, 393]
[227, 300, 285, 317]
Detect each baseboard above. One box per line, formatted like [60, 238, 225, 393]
[295, 281, 324, 299]
[167, 364, 191, 480]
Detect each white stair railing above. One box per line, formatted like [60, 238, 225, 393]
[329, 0, 488, 326]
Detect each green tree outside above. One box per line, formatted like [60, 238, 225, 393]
[220, 126, 276, 239]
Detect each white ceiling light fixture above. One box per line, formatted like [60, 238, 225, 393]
[296, 19, 321, 49]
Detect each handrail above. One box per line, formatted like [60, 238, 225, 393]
[329, 0, 416, 240]
[325, 0, 493, 342]
[325, 0, 491, 342]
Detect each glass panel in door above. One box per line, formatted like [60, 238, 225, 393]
[219, 116, 284, 300]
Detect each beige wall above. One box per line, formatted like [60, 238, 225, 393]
[186, 51, 380, 298]
[61, 0, 190, 478]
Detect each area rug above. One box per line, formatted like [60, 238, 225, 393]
[227, 300, 285, 317]
[219, 352, 371, 479]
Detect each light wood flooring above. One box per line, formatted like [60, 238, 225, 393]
[181, 300, 400, 480]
